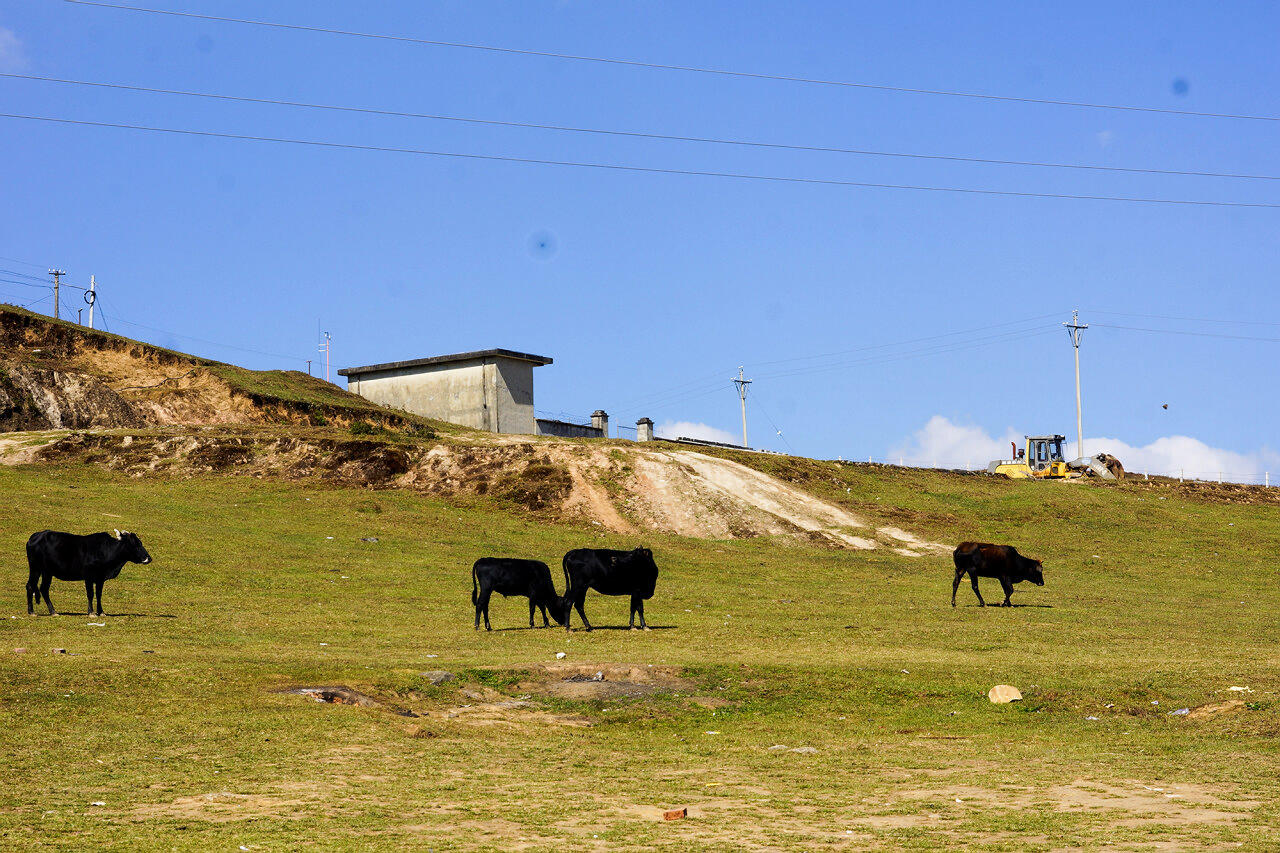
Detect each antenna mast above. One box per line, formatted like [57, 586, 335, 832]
[732, 366, 752, 448]
[319, 331, 332, 383]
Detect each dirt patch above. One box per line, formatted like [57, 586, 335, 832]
[1185, 699, 1246, 720]
[886, 777, 1260, 828]
[514, 662, 696, 701]
[129, 790, 318, 823]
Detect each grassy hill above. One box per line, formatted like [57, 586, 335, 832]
[1, 444, 1276, 850]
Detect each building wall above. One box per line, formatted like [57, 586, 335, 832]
[347, 356, 537, 434]
[536, 419, 604, 439]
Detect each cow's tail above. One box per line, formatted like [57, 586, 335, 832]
[471, 563, 478, 606]
[561, 552, 573, 598]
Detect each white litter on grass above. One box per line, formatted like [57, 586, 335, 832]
[555, 652, 566, 660]
[768, 745, 789, 751]
[90, 801, 105, 807]
[87, 622, 105, 627]
[325, 536, 334, 540]
[1229, 686, 1254, 693]
[319, 643, 329, 646]
[901, 670, 910, 674]
[704, 731, 720, 735]
[1170, 708, 1190, 716]
[1085, 716, 1100, 721]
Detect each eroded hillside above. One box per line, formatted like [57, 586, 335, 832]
[0, 306, 427, 432]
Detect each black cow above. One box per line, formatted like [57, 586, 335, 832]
[471, 557, 565, 631]
[561, 547, 659, 631]
[951, 541, 1044, 607]
[26, 529, 153, 616]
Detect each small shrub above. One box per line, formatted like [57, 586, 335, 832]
[350, 420, 374, 436]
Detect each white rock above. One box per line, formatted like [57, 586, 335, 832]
[555, 652, 566, 659]
[988, 685, 1022, 704]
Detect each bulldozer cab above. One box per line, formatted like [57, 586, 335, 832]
[1026, 435, 1066, 474]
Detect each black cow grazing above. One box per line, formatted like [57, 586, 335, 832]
[561, 547, 659, 631]
[26, 529, 153, 616]
[471, 557, 565, 631]
[951, 541, 1044, 607]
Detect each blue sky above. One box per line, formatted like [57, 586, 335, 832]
[2, 2, 1277, 482]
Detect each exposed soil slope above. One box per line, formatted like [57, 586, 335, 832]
[0, 306, 428, 432]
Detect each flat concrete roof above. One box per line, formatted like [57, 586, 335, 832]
[338, 348, 553, 377]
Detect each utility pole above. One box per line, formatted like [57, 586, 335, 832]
[732, 366, 751, 448]
[48, 269, 66, 319]
[319, 332, 331, 383]
[85, 275, 97, 329]
[1064, 310, 1088, 459]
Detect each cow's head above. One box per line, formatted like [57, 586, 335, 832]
[1025, 558, 1045, 586]
[116, 530, 153, 565]
[549, 595, 568, 626]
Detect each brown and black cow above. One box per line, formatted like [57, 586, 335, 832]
[951, 541, 1044, 607]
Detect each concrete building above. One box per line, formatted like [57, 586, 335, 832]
[338, 349, 552, 435]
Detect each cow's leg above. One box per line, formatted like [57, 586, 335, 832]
[573, 592, 592, 632]
[85, 580, 95, 616]
[630, 595, 648, 630]
[537, 604, 550, 628]
[475, 589, 493, 631]
[94, 581, 104, 616]
[38, 575, 56, 615]
[951, 569, 965, 607]
[999, 577, 1015, 607]
[969, 574, 985, 607]
[528, 597, 537, 629]
[26, 573, 37, 615]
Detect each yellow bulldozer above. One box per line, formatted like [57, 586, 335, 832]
[987, 435, 1072, 479]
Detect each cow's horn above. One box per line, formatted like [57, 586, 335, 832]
[113, 528, 121, 539]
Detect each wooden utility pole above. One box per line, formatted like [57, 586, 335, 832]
[733, 366, 751, 448]
[48, 269, 66, 319]
[1064, 310, 1088, 458]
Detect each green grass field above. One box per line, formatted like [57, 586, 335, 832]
[0, 451, 1276, 851]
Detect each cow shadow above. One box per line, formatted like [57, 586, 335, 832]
[103, 612, 179, 618]
[568, 625, 677, 632]
[955, 604, 1054, 609]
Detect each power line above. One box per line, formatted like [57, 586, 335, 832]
[1090, 322, 1280, 343]
[64, 0, 1280, 123]
[0, 255, 48, 269]
[1084, 308, 1280, 328]
[0, 266, 53, 282]
[5, 72, 1277, 183]
[4, 112, 1278, 209]
[103, 314, 309, 363]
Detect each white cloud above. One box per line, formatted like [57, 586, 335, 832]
[656, 420, 741, 446]
[0, 28, 27, 72]
[890, 416, 1279, 484]
[888, 416, 1022, 470]
[1078, 435, 1279, 485]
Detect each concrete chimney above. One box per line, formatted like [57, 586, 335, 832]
[636, 417, 654, 442]
[591, 410, 609, 438]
